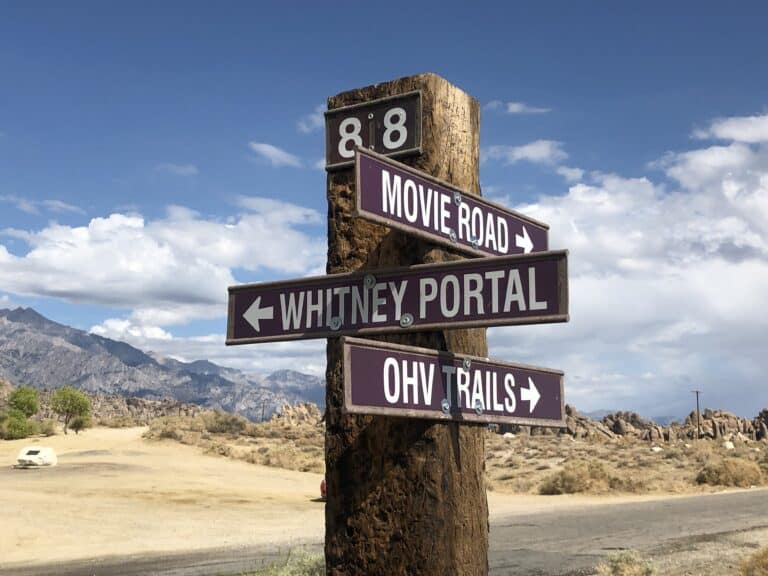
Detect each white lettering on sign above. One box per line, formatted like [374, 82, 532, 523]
[383, 357, 434, 405]
[273, 266, 548, 332]
[382, 357, 526, 414]
[380, 168, 512, 254]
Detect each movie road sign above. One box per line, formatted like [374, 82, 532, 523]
[342, 337, 565, 427]
[227, 250, 568, 345]
[355, 148, 549, 257]
[325, 91, 422, 170]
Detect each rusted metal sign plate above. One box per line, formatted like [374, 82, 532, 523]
[227, 250, 568, 344]
[343, 337, 565, 427]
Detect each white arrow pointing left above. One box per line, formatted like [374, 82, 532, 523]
[243, 297, 274, 333]
[515, 225, 534, 254]
[520, 377, 541, 413]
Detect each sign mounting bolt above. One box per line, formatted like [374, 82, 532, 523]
[474, 399, 484, 416]
[448, 229, 457, 244]
[364, 274, 376, 289]
[399, 313, 414, 328]
[470, 236, 480, 249]
[367, 112, 374, 119]
[441, 398, 451, 414]
[462, 358, 472, 370]
[453, 191, 462, 206]
[329, 317, 342, 331]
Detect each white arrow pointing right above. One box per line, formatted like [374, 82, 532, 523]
[515, 225, 534, 254]
[520, 377, 541, 413]
[243, 296, 274, 333]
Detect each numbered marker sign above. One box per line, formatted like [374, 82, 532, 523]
[325, 91, 422, 170]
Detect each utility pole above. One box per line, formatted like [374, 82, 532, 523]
[692, 390, 702, 440]
[261, 400, 266, 422]
[324, 74, 489, 576]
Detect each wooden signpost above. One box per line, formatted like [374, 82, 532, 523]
[226, 73, 570, 575]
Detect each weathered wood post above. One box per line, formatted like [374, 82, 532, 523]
[325, 73, 489, 575]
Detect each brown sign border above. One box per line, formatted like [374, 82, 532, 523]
[342, 336, 566, 427]
[354, 148, 549, 257]
[226, 250, 568, 345]
[325, 91, 423, 171]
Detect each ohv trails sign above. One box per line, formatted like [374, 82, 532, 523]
[356, 148, 549, 257]
[226, 250, 568, 344]
[343, 337, 565, 427]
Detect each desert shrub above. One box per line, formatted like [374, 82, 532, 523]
[1, 409, 37, 439]
[99, 415, 137, 428]
[244, 551, 324, 576]
[739, 546, 768, 576]
[203, 411, 247, 435]
[596, 550, 654, 576]
[69, 415, 92, 434]
[39, 419, 56, 436]
[9, 386, 39, 418]
[696, 457, 762, 487]
[539, 462, 610, 495]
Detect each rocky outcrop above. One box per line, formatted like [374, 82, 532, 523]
[506, 404, 768, 443]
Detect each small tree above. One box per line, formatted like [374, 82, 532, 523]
[70, 415, 92, 435]
[51, 386, 91, 434]
[2, 408, 35, 440]
[9, 386, 40, 418]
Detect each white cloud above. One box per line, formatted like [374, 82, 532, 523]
[489, 120, 768, 417]
[248, 142, 303, 168]
[0, 198, 325, 327]
[693, 113, 768, 143]
[556, 166, 584, 183]
[155, 163, 199, 176]
[0, 194, 85, 215]
[297, 104, 325, 134]
[0, 293, 19, 309]
[484, 140, 568, 165]
[486, 100, 551, 115]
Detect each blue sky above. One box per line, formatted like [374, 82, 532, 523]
[2, 2, 768, 417]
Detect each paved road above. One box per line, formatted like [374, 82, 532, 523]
[2, 490, 767, 576]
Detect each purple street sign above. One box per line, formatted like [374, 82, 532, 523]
[226, 250, 568, 345]
[355, 148, 549, 257]
[343, 337, 565, 427]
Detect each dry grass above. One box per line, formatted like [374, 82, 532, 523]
[739, 546, 768, 576]
[144, 411, 767, 496]
[696, 458, 763, 487]
[239, 551, 324, 576]
[144, 411, 324, 474]
[486, 434, 766, 495]
[595, 550, 654, 576]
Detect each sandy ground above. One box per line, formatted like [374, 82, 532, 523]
[0, 427, 324, 568]
[2, 427, 764, 574]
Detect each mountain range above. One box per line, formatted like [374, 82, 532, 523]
[0, 307, 324, 421]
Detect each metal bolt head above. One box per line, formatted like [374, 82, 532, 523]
[470, 236, 480, 249]
[453, 191, 462, 206]
[364, 274, 376, 289]
[329, 317, 342, 331]
[462, 358, 472, 371]
[441, 398, 451, 414]
[474, 398, 484, 416]
[367, 112, 374, 119]
[448, 229, 457, 244]
[399, 313, 414, 328]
